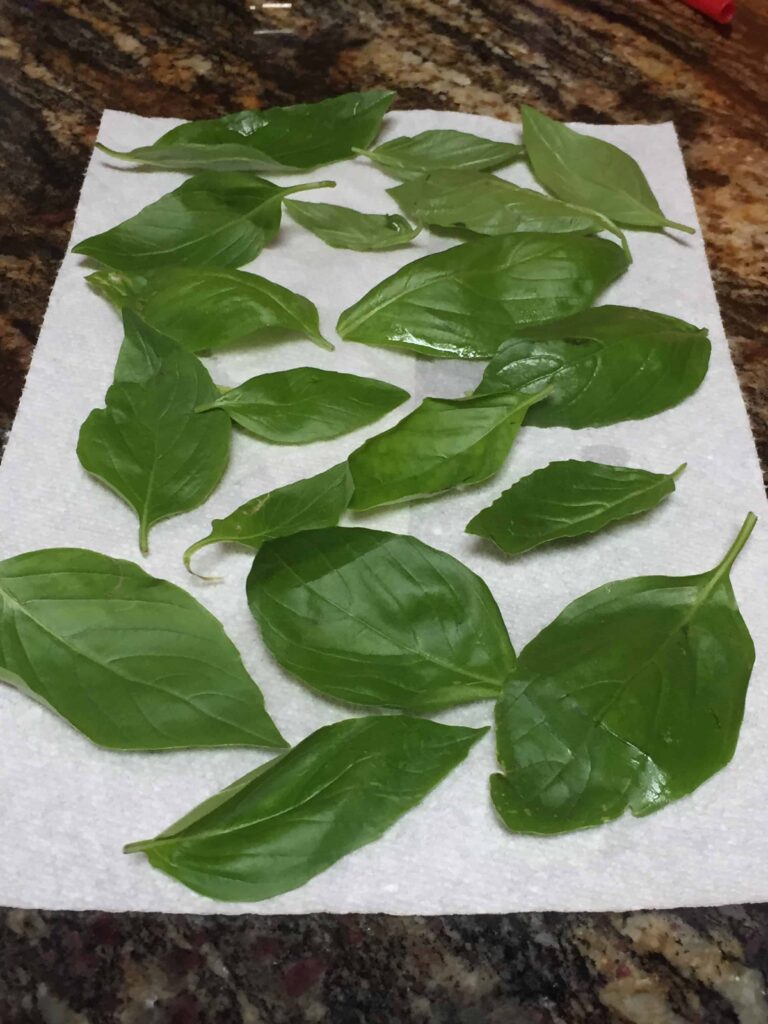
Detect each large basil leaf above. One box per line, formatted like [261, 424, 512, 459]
[97, 91, 395, 172]
[125, 716, 485, 901]
[285, 199, 419, 251]
[476, 306, 711, 427]
[348, 389, 548, 512]
[72, 173, 334, 272]
[522, 105, 694, 234]
[337, 233, 628, 359]
[247, 527, 516, 712]
[184, 462, 353, 574]
[0, 547, 286, 751]
[467, 460, 684, 555]
[88, 267, 331, 352]
[197, 366, 409, 443]
[492, 513, 756, 834]
[77, 310, 230, 553]
[356, 129, 523, 180]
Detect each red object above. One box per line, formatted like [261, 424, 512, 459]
[681, 0, 735, 23]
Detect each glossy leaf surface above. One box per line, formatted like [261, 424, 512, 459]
[356, 129, 523, 180]
[285, 199, 419, 251]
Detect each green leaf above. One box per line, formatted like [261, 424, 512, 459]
[77, 310, 230, 553]
[355, 129, 523, 180]
[72, 173, 335, 272]
[184, 462, 353, 574]
[87, 267, 331, 352]
[97, 91, 396, 172]
[348, 388, 549, 512]
[285, 199, 419, 251]
[467, 460, 685, 555]
[197, 366, 409, 444]
[0, 547, 286, 751]
[247, 527, 516, 712]
[125, 716, 485, 901]
[476, 305, 711, 427]
[491, 513, 757, 834]
[521, 105, 695, 234]
[337, 233, 628, 359]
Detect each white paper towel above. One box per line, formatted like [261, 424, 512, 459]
[0, 108, 766, 915]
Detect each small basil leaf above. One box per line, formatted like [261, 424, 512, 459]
[88, 267, 331, 352]
[247, 526, 516, 712]
[476, 305, 710, 427]
[337, 233, 628, 359]
[184, 462, 353, 574]
[125, 716, 485, 901]
[72, 173, 334, 272]
[197, 366, 409, 444]
[77, 310, 230, 553]
[467, 460, 685, 555]
[285, 199, 419, 251]
[356, 129, 523, 180]
[522, 105, 694, 234]
[97, 91, 396, 171]
[348, 388, 549, 512]
[492, 513, 756, 835]
[0, 546, 286, 751]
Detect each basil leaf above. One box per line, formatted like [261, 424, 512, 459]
[337, 233, 628, 359]
[348, 389, 549, 512]
[356, 129, 523, 180]
[72, 173, 334, 272]
[492, 513, 756, 834]
[476, 305, 710, 427]
[285, 199, 419, 251]
[197, 366, 409, 443]
[125, 716, 485, 901]
[77, 310, 230, 553]
[247, 527, 516, 712]
[184, 462, 353, 574]
[522, 105, 695, 234]
[97, 91, 396, 171]
[88, 267, 331, 352]
[0, 547, 286, 751]
[467, 460, 685, 555]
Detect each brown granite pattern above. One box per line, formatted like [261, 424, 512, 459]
[1, 1, 768, 1020]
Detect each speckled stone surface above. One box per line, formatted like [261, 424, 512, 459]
[1, 1, 767, 1020]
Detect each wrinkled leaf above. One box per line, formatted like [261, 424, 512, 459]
[476, 305, 710, 427]
[247, 527, 516, 712]
[72, 173, 334, 272]
[125, 716, 485, 901]
[77, 310, 230, 553]
[467, 460, 684, 555]
[0, 547, 286, 751]
[337, 233, 628, 359]
[356, 129, 523, 180]
[492, 513, 756, 834]
[285, 199, 419, 251]
[197, 366, 409, 443]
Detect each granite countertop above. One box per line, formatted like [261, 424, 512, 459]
[1, 1, 767, 1020]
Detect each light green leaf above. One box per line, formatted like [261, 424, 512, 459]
[285, 199, 419, 251]
[355, 129, 523, 180]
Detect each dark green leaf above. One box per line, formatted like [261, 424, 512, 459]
[476, 305, 710, 427]
[521, 105, 695, 234]
[247, 527, 516, 712]
[184, 462, 353, 574]
[285, 199, 419, 251]
[87, 267, 331, 352]
[197, 366, 409, 443]
[348, 388, 549, 512]
[492, 513, 756, 834]
[356, 129, 523, 180]
[97, 91, 396, 172]
[125, 716, 485, 901]
[0, 547, 286, 751]
[337, 233, 628, 359]
[72, 173, 335, 272]
[467, 460, 684, 555]
[77, 310, 230, 553]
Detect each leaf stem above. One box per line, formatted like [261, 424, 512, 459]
[285, 180, 336, 197]
[663, 219, 696, 235]
[183, 538, 222, 581]
[716, 512, 758, 576]
[671, 463, 687, 480]
[139, 520, 150, 556]
[124, 838, 155, 854]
